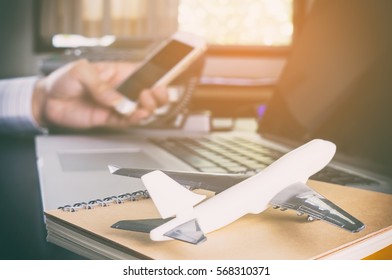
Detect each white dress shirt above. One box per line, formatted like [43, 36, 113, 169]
[0, 76, 46, 134]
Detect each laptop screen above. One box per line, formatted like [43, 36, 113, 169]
[259, 0, 392, 176]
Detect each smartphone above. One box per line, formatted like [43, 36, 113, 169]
[117, 32, 207, 106]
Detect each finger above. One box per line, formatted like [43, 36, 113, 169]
[151, 86, 169, 107]
[88, 106, 130, 128]
[71, 59, 136, 115]
[45, 98, 132, 129]
[138, 89, 159, 113]
[127, 108, 151, 124]
[94, 61, 137, 87]
[95, 64, 116, 82]
[99, 110, 132, 128]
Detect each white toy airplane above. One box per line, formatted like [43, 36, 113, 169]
[109, 139, 365, 245]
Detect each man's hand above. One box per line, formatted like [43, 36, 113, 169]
[32, 59, 168, 129]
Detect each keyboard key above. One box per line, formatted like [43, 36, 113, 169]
[226, 166, 249, 173]
[197, 167, 228, 173]
[184, 156, 218, 168]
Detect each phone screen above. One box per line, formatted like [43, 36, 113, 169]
[117, 40, 194, 100]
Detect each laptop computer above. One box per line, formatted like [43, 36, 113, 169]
[36, 0, 392, 211]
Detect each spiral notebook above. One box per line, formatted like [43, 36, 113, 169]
[44, 180, 392, 260]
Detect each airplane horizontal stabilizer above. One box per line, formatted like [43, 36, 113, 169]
[111, 218, 173, 233]
[270, 182, 365, 232]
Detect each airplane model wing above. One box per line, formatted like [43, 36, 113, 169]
[108, 165, 248, 193]
[109, 139, 365, 245]
[270, 182, 365, 232]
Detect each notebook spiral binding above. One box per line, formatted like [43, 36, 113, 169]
[58, 190, 150, 212]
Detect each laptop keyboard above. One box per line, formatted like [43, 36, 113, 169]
[150, 136, 379, 187]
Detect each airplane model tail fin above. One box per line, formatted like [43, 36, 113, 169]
[141, 170, 206, 219]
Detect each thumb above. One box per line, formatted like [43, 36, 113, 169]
[74, 60, 137, 115]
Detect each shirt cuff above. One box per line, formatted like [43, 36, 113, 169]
[0, 76, 48, 135]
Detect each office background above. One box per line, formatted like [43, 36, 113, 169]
[1, 0, 391, 259]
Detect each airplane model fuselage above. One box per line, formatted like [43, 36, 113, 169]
[110, 139, 365, 244]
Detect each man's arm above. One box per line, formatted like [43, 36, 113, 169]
[0, 76, 47, 134]
[0, 60, 168, 134]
